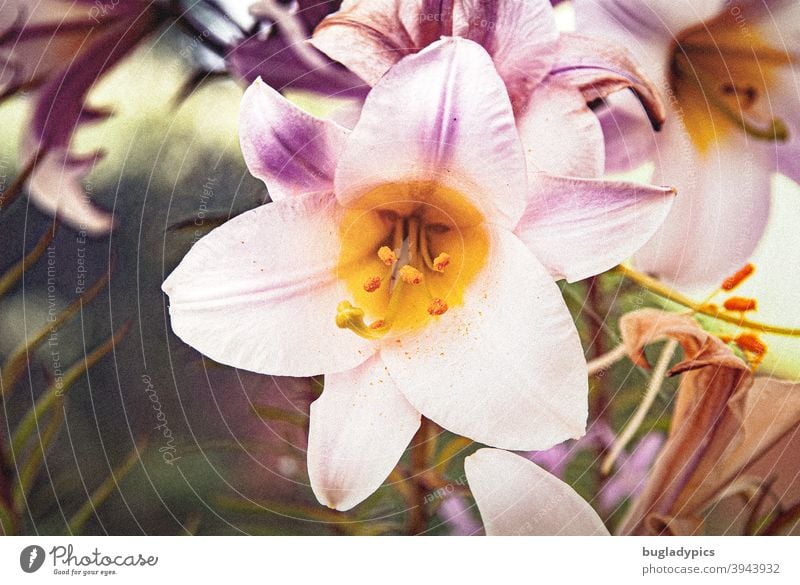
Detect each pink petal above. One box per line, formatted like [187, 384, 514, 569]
[334, 38, 527, 228]
[310, 0, 425, 87]
[453, 0, 559, 114]
[465, 448, 609, 535]
[517, 79, 605, 178]
[382, 229, 587, 451]
[25, 148, 113, 236]
[597, 90, 660, 173]
[239, 78, 348, 201]
[162, 192, 375, 377]
[634, 119, 773, 289]
[771, 69, 800, 184]
[311, 0, 559, 112]
[516, 174, 676, 283]
[573, 0, 725, 45]
[551, 32, 667, 135]
[308, 354, 420, 511]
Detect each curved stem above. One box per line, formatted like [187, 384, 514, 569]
[587, 344, 629, 376]
[406, 418, 436, 535]
[602, 339, 678, 475]
[615, 265, 800, 337]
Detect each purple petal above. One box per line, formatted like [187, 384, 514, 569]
[239, 78, 349, 201]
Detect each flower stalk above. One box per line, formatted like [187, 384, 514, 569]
[615, 264, 800, 337]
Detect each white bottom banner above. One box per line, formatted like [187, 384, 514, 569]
[1, 536, 798, 584]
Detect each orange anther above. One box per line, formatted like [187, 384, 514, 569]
[723, 297, 757, 312]
[721, 264, 755, 291]
[427, 298, 448, 316]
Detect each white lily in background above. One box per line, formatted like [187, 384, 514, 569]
[465, 448, 609, 535]
[574, 0, 800, 288]
[162, 38, 674, 511]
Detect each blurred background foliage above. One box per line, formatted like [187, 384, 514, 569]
[1, 19, 799, 536]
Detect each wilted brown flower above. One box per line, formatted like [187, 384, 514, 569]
[617, 309, 800, 535]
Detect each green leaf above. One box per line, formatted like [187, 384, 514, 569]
[66, 437, 147, 534]
[10, 320, 132, 455]
[0, 499, 15, 535]
[0, 223, 57, 298]
[167, 214, 231, 233]
[251, 404, 308, 428]
[0, 264, 113, 398]
[0, 154, 38, 215]
[12, 406, 65, 514]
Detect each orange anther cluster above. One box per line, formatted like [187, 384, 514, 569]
[427, 298, 448, 316]
[363, 276, 382, 293]
[378, 246, 398, 266]
[433, 252, 451, 272]
[369, 320, 385, 330]
[398, 265, 424, 285]
[735, 333, 767, 355]
[721, 264, 755, 291]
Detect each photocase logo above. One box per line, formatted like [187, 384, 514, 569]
[20, 545, 46, 573]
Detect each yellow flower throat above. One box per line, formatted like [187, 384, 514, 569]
[335, 181, 489, 339]
[669, 10, 791, 152]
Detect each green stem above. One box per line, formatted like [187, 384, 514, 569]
[615, 265, 800, 337]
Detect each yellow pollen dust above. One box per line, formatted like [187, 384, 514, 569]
[398, 265, 424, 285]
[334, 181, 489, 339]
[669, 13, 790, 153]
[377, 246, 398, 266]
[363, 275, 381, 293]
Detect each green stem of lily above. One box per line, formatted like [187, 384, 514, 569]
[406, 418, 436, 535]
[615, 265, 800, 337]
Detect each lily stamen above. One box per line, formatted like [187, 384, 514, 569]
[398, 265, 424, 285]
[723, 297, 758, 312]
[378, 246, 398, 266]
[363, 276, 382, 292]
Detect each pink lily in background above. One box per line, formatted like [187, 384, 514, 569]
[0, 0, 362, 235]
[310, 0, 667, 179]
[465, 448, 609, 535]
[1, 0, 163, 234]
[162, 37, 675, 511]
[574, 0, 800, 288]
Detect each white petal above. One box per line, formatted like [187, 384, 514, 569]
[634, 119, 773, 289]
[308, 354, 421, 511]
[162, 191, 374, 377]
[465, 448, 609, 536]
[516, 173, 675, 283]
[382, 229, 587, 451]
[517, 79, 605, 178]
[334, 38, 527, 228]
